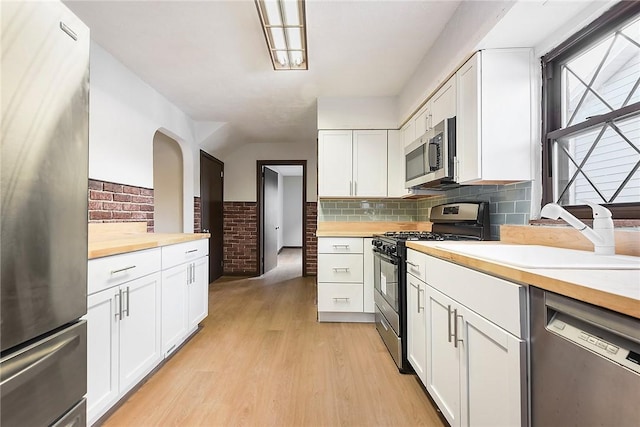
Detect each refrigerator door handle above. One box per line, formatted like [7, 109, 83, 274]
[0, 335, 79, 395]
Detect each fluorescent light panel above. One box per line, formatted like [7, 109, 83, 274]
[256, 0, 307, 70]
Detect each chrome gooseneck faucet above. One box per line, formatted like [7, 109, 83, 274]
[540, 201, 615, 255]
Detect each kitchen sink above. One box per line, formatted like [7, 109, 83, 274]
[434, 244, 640, 270]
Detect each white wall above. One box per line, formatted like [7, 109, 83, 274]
[317, 97, 397, 129]
[221, 142, 316, 202]
[89, 42, 197, 231]
[397, 1, 514, 124]
[283, 176, 303, 247]
[153, 132, 184, 233]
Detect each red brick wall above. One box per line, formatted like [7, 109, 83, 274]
[223, 202, 257, 275]
[222, 201, 317, 276]
[305, 202, 317, 276]
[194, 196, 201, 233]
[88, 179, 154, 232]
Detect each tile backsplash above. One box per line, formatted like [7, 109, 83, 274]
[319, 181, 532, 240]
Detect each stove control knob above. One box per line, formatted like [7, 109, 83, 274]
[389, 246, 397, 254]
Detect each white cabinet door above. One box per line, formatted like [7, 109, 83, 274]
[119, 272, 162, 395]
[459, 305, 527, 427]
[387, 130, 410, 198]
[414, 103, 432, 136]
[456, 52, 481, 184]
[431, 77, 457, 126]
[401, 120, 416, 148]
[86, 289, 119, 425]
[353, 130, 387, 197]
[406, 275, 427, 385]
[363, 238, 374, 313]
[161, 263, 188, 358]
[318, 130, 353, 196]
[188, 256, 209, 330]
[425, 285, 461, 427]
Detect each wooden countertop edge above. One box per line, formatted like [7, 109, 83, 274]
[405, 242, 640, 319]
[88, 233, 210, 259]
[316, 231, 380, 237]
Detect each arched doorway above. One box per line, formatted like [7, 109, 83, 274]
[153, 131, 183, 233]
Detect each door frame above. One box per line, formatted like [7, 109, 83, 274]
[256, 160, 307, 276]
[200, 150, 224, 282]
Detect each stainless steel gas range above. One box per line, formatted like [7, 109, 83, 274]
[371, 202, 490, 373]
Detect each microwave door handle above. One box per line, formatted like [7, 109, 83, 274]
[428, 142, 439, 171]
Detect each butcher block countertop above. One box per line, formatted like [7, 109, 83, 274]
[88, 222, 210, 259]
[406, 240, 640, 319]
[316, 221, 432, 237]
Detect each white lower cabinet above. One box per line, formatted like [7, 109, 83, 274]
[87, 239, 209, 426]
[406, 274, 427, 385]
[86, 271, 162, 425]
[317, 237, 374, 322]
[407, 248, 527, 427]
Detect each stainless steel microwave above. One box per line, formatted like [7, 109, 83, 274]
[404, 117, 456, 189]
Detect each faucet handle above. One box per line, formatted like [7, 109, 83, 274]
[582, 200, 612, 219]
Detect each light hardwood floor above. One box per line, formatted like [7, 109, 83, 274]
[103, 249, 445, 426]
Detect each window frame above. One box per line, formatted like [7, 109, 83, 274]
[541, 0, 640, 219]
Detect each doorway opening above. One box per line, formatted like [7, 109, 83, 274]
[153, 131, 183, 233]
[200, 151, 224, 283]
[257, 160, 307, 277]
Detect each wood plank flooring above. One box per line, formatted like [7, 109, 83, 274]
[103, 249, 445, 426]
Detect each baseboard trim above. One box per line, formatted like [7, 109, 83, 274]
[317, 312, 375, 323]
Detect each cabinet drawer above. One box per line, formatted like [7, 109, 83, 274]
[406, 249, 428, 282]
[425, 256, 526, 338]
[88, 248, 161, 295]
[318, 283, 364, 312]
[318, 254, 363, 283]
[318, 238, 363, 254]
[161, 239, 209, 270]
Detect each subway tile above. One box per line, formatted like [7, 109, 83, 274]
[515, 181, 532, 189]
[505, 213, 526, 225]
[497, 201, 515, 214]
[490, 213, 506, 225]
[341, 209, 355, 215]
[515, 200, 530, 214]
[506, 189, 526, 201]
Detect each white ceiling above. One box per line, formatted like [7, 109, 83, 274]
[64, 0, 461, 153]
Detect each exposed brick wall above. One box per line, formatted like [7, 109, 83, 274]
[305, 202, 317, 276]
[88, 179, 154, 232]
[194, 196, 202, 233]
[223, 202, 257, 275]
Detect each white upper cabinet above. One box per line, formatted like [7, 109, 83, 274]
[387, 130, 410, 198]
[414, 102, 432, 137]
[456, 49, 533, 184]
[318, 129, 387, 197]
[401, 120, 416, 148]
[431, 76, 457, 127]
[318, 130, 353, 197]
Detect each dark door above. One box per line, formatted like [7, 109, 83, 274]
[263, 167, 278, 273]
[200, 151, 224, 283]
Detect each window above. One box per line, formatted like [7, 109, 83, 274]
[542, 1, 640, 219]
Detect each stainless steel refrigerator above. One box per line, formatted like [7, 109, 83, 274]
[1, 1, 90, 425]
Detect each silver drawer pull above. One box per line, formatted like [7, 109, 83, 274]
[332, 267, 350, 272]
[406, 261, 419, 268]
[332, 244, 350, 249]
[333, 297, 350, 302]
[110, 265, 136, 275]
[185, 249, 198, 254]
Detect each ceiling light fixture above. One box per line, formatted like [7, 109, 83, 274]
[255, 0, 308, 70]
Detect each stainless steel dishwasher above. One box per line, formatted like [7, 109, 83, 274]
[530, 287, 640, 426]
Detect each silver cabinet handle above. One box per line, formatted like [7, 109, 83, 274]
[332, 244, 350, 248]
[447, 304, 453, 343]
[410, 282, 420, 313]
[332, 267, 350, 272]
[114, 291, 121, 320]
[380, 316, 389, 331]
[454, 310, 463, 348]
[185, 249, 198, 254]
[333, 297, 350, 302]
[406, 261, 419, 268]
[418, 287, 424, 313]
[110, 265, 136, 275]
[124, 287, 130, 317]
[354, 181, 357, 195]
[349, 181, 353, 196]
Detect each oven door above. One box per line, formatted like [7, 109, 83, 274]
[373, 249, 399, 312]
